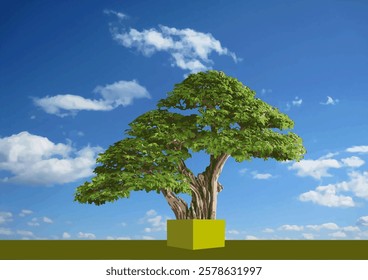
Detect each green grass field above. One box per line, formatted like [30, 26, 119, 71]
[1, 240, 368, 260]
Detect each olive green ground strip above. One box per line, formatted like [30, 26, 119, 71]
[1, 241, 368, 260]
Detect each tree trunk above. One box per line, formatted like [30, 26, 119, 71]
[161, 153, 229, 219]
[208, 154, 230, 219]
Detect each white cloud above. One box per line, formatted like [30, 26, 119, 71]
[34, 94, 111, 117]
[34, 80, 150, 117]
[320, 96, 339, 105]
[28, 217, 52, 226]
[289, 158, 341, 179]
[111, 24, 239, 73]
[19, 209, 33, 217]
[318, 152, 339, 160]
[286, 96, 303, 110]
[42, 217, 53, 224]
[337, 171, 368, 199]
[253, 172, 273, 180]
[106, 236, 131, 240]
[140, 209, 167, 233]
[145, 216, 166, 233]
[255, 221, 365, 240]
[0, 228, 12, 235]
[292, 97, 303, 106]
[306, 223, 339, 231]
[146, 209, 157, 216]
[103, 9, 127, 20]
[278, 225, 304, 231]
[359, 230, 368, 239]
[228, 230, 240, 235]
[342, 226, 360, 232]
[142, 235, 155, 240]
[302, 233, 315, 240]
[0, 131, 102, 186]
[357, 216, 368, 226]
[0, 212, 12, 224]
[17, 230, 34, 237]
[261, 88, 272, 95]
[341, 156, 365, 168]
[299, 185, 355, 207]
[27, 218, 40, 227]
[62, 232, 71, 239]
[346, 146, 368, 154]
[78, 232, 96, 239]
[93, 80, 150, 107]
[300, 170, 368, 207]
[239, 168, 247, 175]
[245, 235, 259, 240]
[329, 231, 346, 238]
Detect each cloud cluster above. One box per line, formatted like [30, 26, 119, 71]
[239, 169, 273, 180]
[289, 158, 341, 180]
[286, 96, 303, 110]
[103, 9, 127, 20]
[0, 210, 52, 239]
[299, 171, 368, 207]
[320, 96, 339, 105]
[260, 88, 272, 95]
[299, 184, 356, 207]
[141, 209, 167, 233]
[111, 24, 239, 73]
[78, 232, 96, 239]
[27, 216, 53, 227]
[252, 172, 273, 180]
[34, 80, 150, 117]
[277, 222, 360, 236]
[305, 223, 339, 231]
[0, 228, 12, 235]
[289, 148, 368, 208]
[17, 230, 34, 238]
[106, 236, 131, 240]
[0, 212, 13, 224]
[346, 146, 368, 153]
[292, 97, 303, 106]
[19, 210, 33, 217]
[278, 225, 304, 231]
[289, 155, 365, 180]
[284, 95, 340, 110]
[246, 220, 364, 240]
[0, 131, 102, 185]
[357, 216, 368, 226]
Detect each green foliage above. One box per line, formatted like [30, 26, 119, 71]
[75, 70, 306, 205]
[158, 71, 304, 161]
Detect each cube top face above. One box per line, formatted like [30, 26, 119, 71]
[167, 219, 225, 250]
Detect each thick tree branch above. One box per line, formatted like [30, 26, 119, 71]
[207, 153, 230, 219]
[161, 189, 188, 219]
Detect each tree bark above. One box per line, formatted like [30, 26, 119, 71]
[161, 189, 189, 219]
[207, 154, 230, 219]
[161, 153, 229, 219]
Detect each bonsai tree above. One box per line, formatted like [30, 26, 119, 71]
[75, 70, 306, 219]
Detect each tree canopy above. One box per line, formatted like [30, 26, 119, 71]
[75, 70, 306, 219]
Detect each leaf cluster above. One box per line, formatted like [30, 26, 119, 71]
[75, 71, 306, 205]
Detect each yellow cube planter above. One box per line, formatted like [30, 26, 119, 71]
[167, 219, 225, 250]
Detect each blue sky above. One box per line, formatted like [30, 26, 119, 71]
[1, 0, 368, 240]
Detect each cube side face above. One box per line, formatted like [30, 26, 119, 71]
[167, 220, 226, 250]
[193, 219, 225, 250]
[167, 220, 194, 250]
